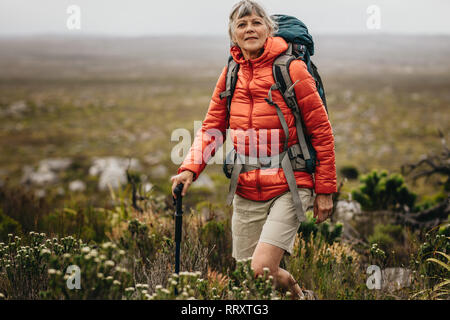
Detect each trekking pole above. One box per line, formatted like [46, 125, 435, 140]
[172, 183, 184, 295]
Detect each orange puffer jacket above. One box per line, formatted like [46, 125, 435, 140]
[177, 36, 337, 201]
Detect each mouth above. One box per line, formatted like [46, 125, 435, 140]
[245, 37, 258, 41]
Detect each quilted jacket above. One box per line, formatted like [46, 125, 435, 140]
[177, 36, 337, 201]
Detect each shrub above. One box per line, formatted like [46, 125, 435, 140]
[351, 170, 417, 212]
[0, 183, 50, 232]
[288, 231, 369, 300]
[0, 209, 22, 241]
[410, 224, 450, 299]
[141, 258, 282, 300]
[0, 232, 132, 299]
[340, 165, 359, 180]
[368, 224, 403, 253]
[298, 211, 343, 244]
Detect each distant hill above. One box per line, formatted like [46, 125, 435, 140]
[0, 35, 449, 81]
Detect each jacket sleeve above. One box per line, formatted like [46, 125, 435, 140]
[289, 59, 337, 194]
[177, 66, 228, 181]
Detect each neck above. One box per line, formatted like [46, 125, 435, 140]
[242, 47, 264, 61]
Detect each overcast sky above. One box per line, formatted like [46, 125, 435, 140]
[1, 0, 449, 36]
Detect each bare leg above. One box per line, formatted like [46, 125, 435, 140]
[251, 242, 304, 299]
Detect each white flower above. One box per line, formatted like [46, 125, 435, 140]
[40, 248, 51, 256]
[118, 250, 125, 256]
[102, 242, 111, 249]
[97, 273, 104, 279]
[125, 287, 135, 292]
[113, 280, 121, 286]
[105, 260, 115, 267]
[48, 269, 57, 275]
[155, 285, 163, 290]
[81, 247, 91, 254]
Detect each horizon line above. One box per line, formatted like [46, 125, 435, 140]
[1, 31, 450, 39]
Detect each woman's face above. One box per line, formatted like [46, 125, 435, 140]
[232, 12, 270, 59]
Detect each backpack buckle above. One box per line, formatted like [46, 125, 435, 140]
[220, 90, 231, 99]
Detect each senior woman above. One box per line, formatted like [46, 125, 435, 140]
[171, 0, 336, 299]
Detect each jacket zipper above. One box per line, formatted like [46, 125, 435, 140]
[247, 61, 254, 128]
[247, 61, 260, 199]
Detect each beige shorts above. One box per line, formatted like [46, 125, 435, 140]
[231, 188, 315, 261]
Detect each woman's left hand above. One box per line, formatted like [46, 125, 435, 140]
[313, 194, 334, 224]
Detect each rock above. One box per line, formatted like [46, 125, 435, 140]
[89, 157, 141, 176]
[150, 164, 168, 179]
[21, 165, 59, 186]
[382, 268, 412, 292]
[20, 158, 72, 187]
[38, 158, 72, 172]
[69, 180, 86, 192]
[99, 164, 127, 191]
[143, 183, 153, 193]
[89, 157, 141, 191]
[6, 100, 28, 117]
[193, 174, 214, 189]
[144, 150, 164, 166]
[334, 200, 362, 222]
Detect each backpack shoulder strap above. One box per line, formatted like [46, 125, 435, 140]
[219, 57, 240, 118]
[273, 43, 312, 162]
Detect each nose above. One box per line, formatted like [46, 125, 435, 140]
[245, 23, 256, 33]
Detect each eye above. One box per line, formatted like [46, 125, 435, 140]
[238, 23, 245, 28]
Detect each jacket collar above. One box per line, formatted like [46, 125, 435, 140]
[230, 36, 288, 66]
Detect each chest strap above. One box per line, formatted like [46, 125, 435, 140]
[226, 143, 307, 223]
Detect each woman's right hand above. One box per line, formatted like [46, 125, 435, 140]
[170, 170, 195, 199]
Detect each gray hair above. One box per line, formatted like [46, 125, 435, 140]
[228, 0, 278, 46]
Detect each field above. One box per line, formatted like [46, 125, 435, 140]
[0, 34, 449, 300]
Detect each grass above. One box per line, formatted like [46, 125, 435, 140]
[0, 35, 449, 300]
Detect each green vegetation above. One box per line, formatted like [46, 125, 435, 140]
[0, 35, 448, 300]
[351, 170, 417, 212]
